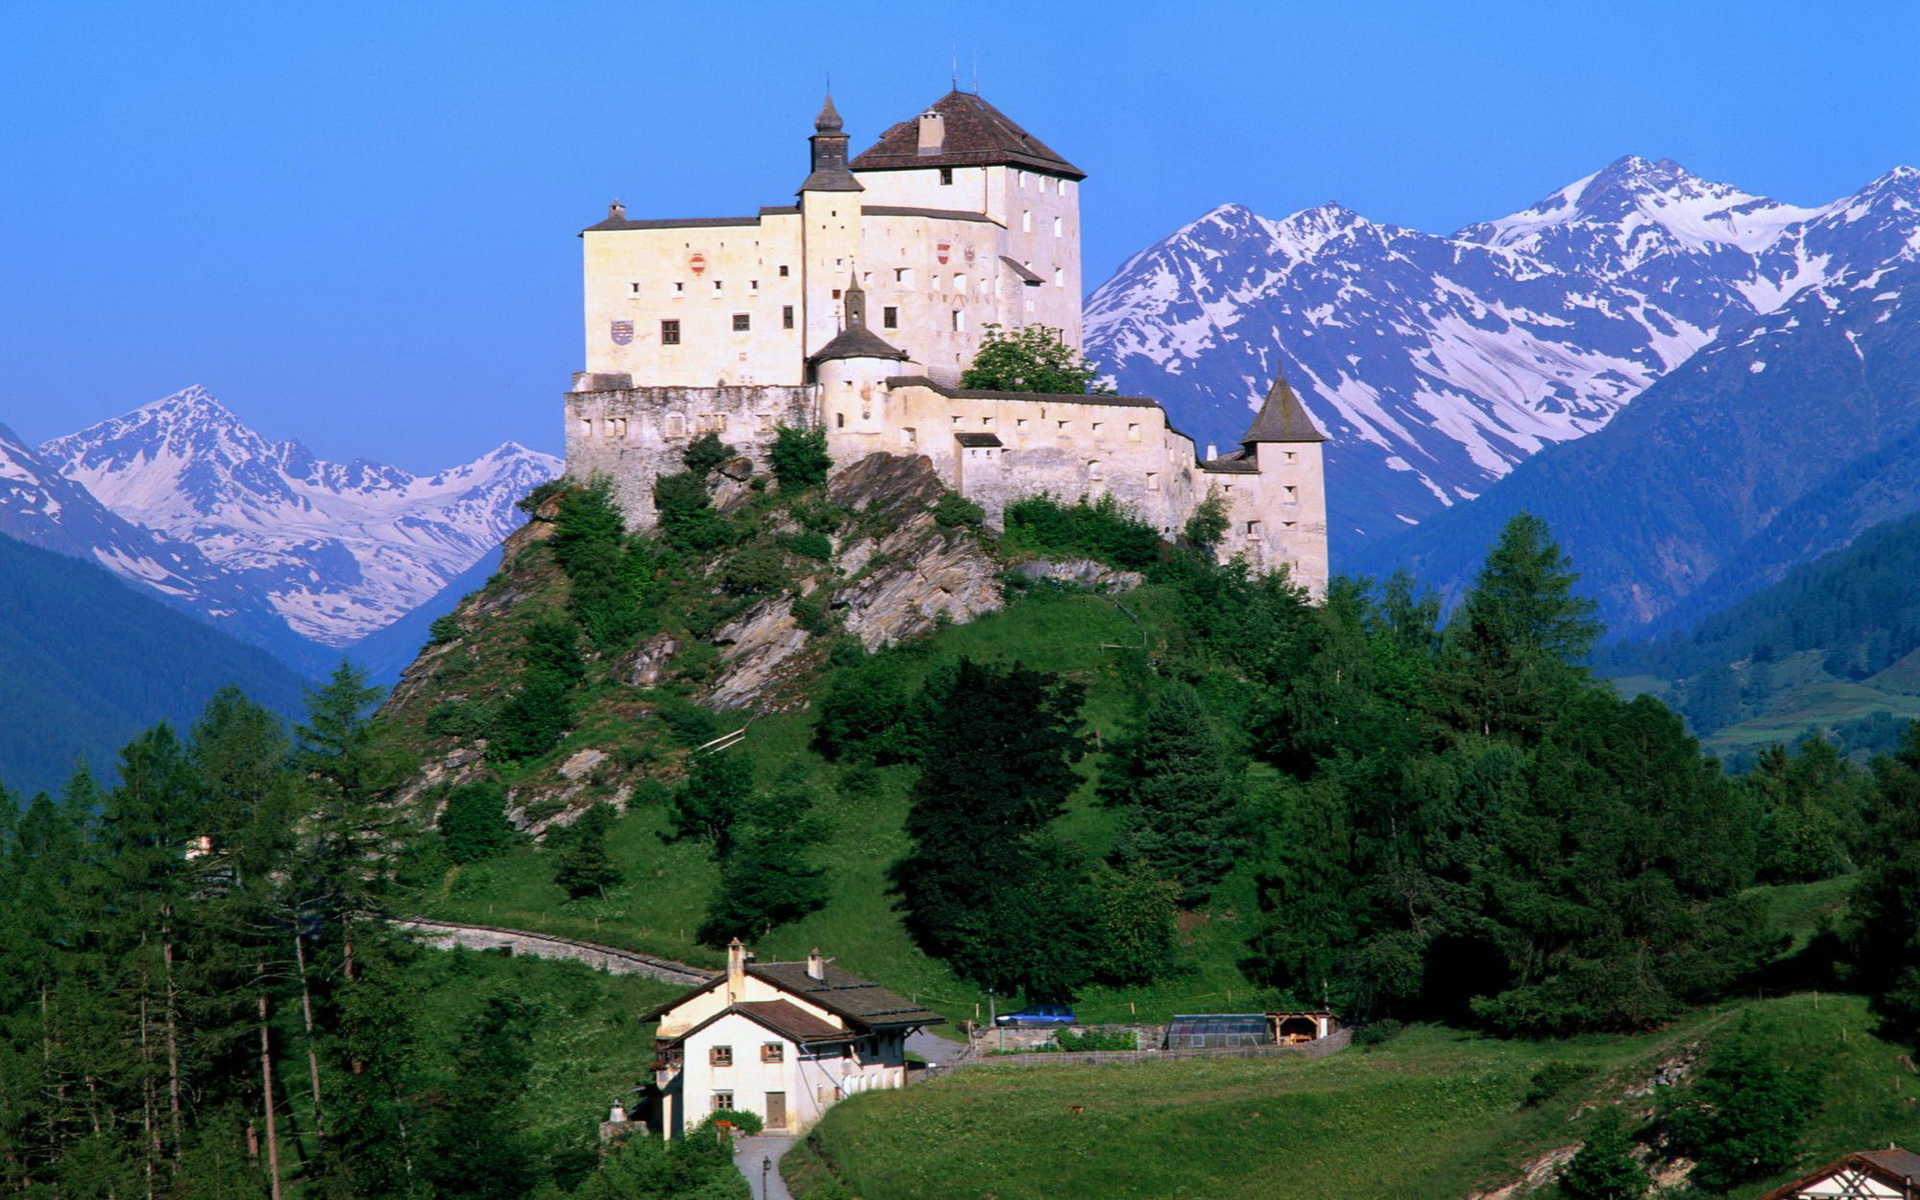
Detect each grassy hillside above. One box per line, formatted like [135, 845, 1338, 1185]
[403, 580, 1280, 1026]
[787, 992, 1918, 1200]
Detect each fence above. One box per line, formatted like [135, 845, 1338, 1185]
[948, 1027, 1350, 1071]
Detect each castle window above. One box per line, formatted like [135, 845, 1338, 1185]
[611, 417, 627, 438]
[882, 306, 898, 329]
[750, 280, 758, 290]
[630, 282, 641, 295]
[1016, 418, 1028, 431]
[710, 1046, 733, 1068]
[1284, 486, 1298, 502]
[660, 319, 681, 345]
[1147, 472, 1160, 491]
[980, 416, 992, 426]
[666, 414, 685, 437]
[779, 265, 789, 277]
[783, 305, 794, 329]
[673, 282, 685, 294]
[900, 427, 917, 447]
[951, 416, 963, 425]
[1285, 450, 1296, 461]
[1087, 460, 1103, 481]
[1053, 267, 1065, 287]
[931, 274, 942, 292]
[579, 419, 592, 439]
[1283, 520, 1296, 529]
[951, 310, 965, 332]
[895, 267, 913, 287]
[732, 313, 751, 332]
[1057, 420, 1069, 431]
[1053, 217, 1063, 238]
[1127, 423, 1141, 440]
[1021, 210, 1032, 233]
[713, 280, 723, 291]
[955, 275, 969, 294]
[836, 413, 845, 428]
[940, 167, 954, 185]
[832, 289, 841, 300]
[1091, 422, 1104, 437]
[1247, 521, 1261, 536]
[1019, 170, 1028, 188]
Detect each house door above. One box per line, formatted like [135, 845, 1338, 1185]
[765, 1092, 787, 1130]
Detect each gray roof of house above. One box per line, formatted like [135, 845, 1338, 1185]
[746, 962, 944, 1029]
[886, 375, 1159, 408]
[862, 205, 1001, 225]
[1000, 256, 1044, 285]
[1241, 368, 1326, 444]
[851, 90, 1085, 180]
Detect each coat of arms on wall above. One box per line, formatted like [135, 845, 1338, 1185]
[610, 320, 635, 345]
[936, 242, 951, 264]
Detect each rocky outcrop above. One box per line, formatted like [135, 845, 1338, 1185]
[1007, 558, 1144, 593]
[699, 453, 1002, 709]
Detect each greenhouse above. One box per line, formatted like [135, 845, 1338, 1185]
[1163, 1014, 1272, 1050]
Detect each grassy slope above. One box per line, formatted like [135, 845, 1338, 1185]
[409, 582, 1279, 1027]
[788, 993, 1920, 1200]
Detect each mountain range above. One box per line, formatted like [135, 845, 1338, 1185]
[2, 388, 558, 672]
[1085, 157, 1920, 554]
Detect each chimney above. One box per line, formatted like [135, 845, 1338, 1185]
[807, 947, 827, 982]
[917, 111, 945, 156]
[608, 199, 625, 221]
[1206, 442, 1218, 461]
[727, 937, 748, 1002]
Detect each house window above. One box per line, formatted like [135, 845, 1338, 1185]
[779, 265, 789, 277]
[951, 310, 965, 332]
[1053, 216, 1063, 238]
[939, 167, 954, 185]
[782, 305, 794, 329]
[732, 313, 751, 332]
[660, 319, 681, 345]
[711, 1091, 734, 1112]
[761, 1043, 785, 1064]
[1021, 210, 1032, 233]
[882, 306, 898, 329]
[710, 1045, 733, 1067]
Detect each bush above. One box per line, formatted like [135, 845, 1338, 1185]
[780, 531, 833, 562]
[1053, 1027, 1137, 1051]
[551, 802, 623, 899]
[656, 697, 721, 747]
[424, 699, 490, 740]
[1523, 1060, 1594, 1107]
[960, 323, 1108, 394]
[1003, 493, 1162, 570]
[719, 540, 791, 595]
[427, 613, 464, 645]
[514, 477, 568, 516]
[682, 433, 735, 476]
[653, 470, 735, 553]
[1353, 1019, 1404, 1049]
[813, 660, 913, 762]
[440, 780, 517, 864]
[1181, 492, 1229, 551]
[932, 491, 986, 530]
[769, 423, 831, 491]
[704, 1109, 763, 1136]
[792, 499, 848, 535]
[487, 671, 573, 761]
[790, 592, 838, 637]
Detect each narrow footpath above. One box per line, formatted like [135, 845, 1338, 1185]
[733, 1134, 795, 1200]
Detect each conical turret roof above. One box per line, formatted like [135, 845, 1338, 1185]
[1241, 366, 1326, 445]
[815, 92, 843, 133]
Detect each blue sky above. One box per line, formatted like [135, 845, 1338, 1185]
[1, 1, 1913, 468]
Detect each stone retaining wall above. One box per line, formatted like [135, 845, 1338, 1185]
[397, 918, 715, 986]
[955, 1027, 1351, 1070]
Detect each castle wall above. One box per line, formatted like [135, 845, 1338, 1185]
[566, 383, 814, 529]
[857, 211, 1003, 385]
[583, 214, 807, 387]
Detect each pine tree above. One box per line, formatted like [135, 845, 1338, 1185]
[1557, 1110, 1648, 1200]
[696, 768, 829, 946]
[1100, 683, 1244, 905]
[553, 803, 624, 900]
[1665, 1016, 1821, 1193]
[666, 751, 755, 853]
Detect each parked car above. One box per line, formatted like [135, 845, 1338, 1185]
[995, 1004, 1076, 1028]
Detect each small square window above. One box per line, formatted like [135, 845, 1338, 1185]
[710, 1045, 733, 1067]
[673, 282, 685, 294]
[939, 167, 954, 185]
[713, 280, 723, 291]
[1091, 422, 1104, 436]
[882, 306, 898, 329]
[782, 305, 795, 329]
[832, 289, 841, 300]
[750, 280, 759, 290]
[1127, 423, 1140, 440]
[712, 1091, 734, 1112]
[778, 265, 789, 277]
[629, 282, 641, 295]
[761, 1043, 785, 1064]
[660, 319, 681, 345]
[732, 313, 751, 332]
[951, 310, 965, 332]
[1057, 420, 1069, 431]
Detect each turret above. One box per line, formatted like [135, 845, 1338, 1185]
[799, 93, 863, 194]
[811, 275, 909, 444]
[1238, 364, 1328, 597]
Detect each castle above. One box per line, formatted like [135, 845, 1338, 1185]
[564, 89, 1328, 593]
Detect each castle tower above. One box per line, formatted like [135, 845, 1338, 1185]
[1239, 365, 1329, 595]
[811, 274, 908, 450]
[799, 95, 864, 362]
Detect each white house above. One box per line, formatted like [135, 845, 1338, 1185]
[1758, 1147, 1920, 1198]
[641, 939, 943, 1137]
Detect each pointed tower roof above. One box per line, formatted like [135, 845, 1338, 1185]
[815, 92, 844, 133]
[851, 90, 1085, 179]
[809, 273, 908, 365]
[801, 92, 863, 194]
[1241, 366, 1326, 445]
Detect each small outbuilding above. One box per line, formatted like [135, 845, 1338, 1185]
[1756, 1146, 1920, 1198]
[1164, 1014, 1271, 1050]
[1268, 1010, 1341, 1044]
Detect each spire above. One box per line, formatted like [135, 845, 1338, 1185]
[843, 271, 866, 329]
[815, 92, 843, 134]
[1241, 364, 1326, 445]
[800, 91, 863, 194]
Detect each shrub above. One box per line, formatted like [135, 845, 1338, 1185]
[932, 491, 986, 530]
[769, 423, 831, 491]
[792, 499, 848, 535]
[653, 470, 734, 553]
[813, 660, 913, 762]
[1053, 1027, 1137, 1052]
[1003, 493, 1162, 570]
[780, 531, 834, 562]
[1181, 492, 1230, 552]
[487, 671, 573, 761]
[704, 1109, 762, 1136]
[427, 613, 464, 645]
[656, 697, 721, 747]
[682, 433, 735, 476]
[1523, 1060, 1594, 1107]
[790, 592, 838, 637]
[514, 477, 568, 516]
[719, 540, 790, 595]
[424, 699, 490, 740]
[551, 802, 623, 899]
[440, 780, 517, 864]
[1353, 1019, 1404, 1049]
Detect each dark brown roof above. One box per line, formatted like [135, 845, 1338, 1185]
[733, 1000, 858, 1044]
[1200, 455, 1259, 474]
[886, 376, 1158, 409]
[583, 214, 764, 233]
[954, 432, 1003, 448]
[1240, 366, 1326, 445]
[1758, 1148, 1920, 1199]
[747, 962, 944, 1030]
[861, 205, 1001, 225]
[810, 325, 910, 365]
[1000, 256, 1043, 285]
[852, 91, 1085, 180]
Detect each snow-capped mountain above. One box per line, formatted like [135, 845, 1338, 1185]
[41, 388, 560, 647]
[1085, 157, 1920, 548]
